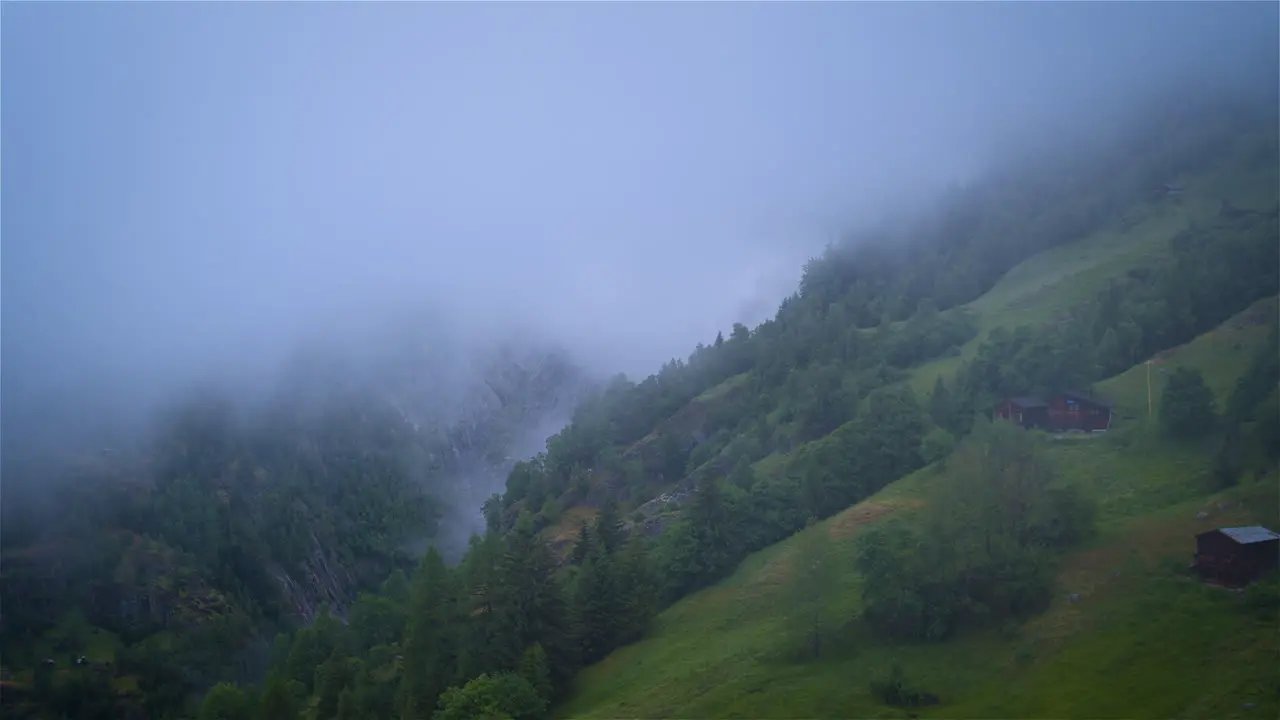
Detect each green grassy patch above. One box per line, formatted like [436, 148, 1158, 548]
[1098, 296, 1278, 419]
[907, 138, 1278, 400]
[695, 372, 750, 403]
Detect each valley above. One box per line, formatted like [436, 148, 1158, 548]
[3, 45, 1278, 720]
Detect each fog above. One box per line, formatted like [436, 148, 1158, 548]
[3, 2, 1276, 467]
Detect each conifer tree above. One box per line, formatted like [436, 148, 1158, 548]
[314, 650, 353, 720]
[573, 543, 620, 664]
[517, 643, 553, 706]
[928, 376, 957, 433]
[493, 512, 578, 694]
[688, 477, 731, 580]
[399, 547, 455, 719]
[570, 523, 592, 565]
[258, 669, 300, 720]
[593, 498, 624, 556]
[614, 535, 659, 645]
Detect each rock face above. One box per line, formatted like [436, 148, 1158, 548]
[280, 330, 598, 595]
[426, 342, 596, 560]
[270, 532, 359, 625]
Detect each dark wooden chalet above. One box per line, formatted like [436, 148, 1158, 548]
[1046, 391, 1114, 432]
[994, 397, 1049, 429]
[995, 391, 1113, 432]
[1194, 526, 1280, 587]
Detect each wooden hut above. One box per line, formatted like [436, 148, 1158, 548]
[1194, 526, 1280, 587]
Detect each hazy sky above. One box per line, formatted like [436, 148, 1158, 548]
[4, 2, 1276, 429]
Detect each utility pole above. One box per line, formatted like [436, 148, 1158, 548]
[1152, 358, 1162, 420]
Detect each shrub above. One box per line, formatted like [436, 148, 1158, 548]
[1243, 576, 1280, 621]
[869, 663, 939, 708]
[1160, 367, 1217, 440]
[920, 428, 957, 466]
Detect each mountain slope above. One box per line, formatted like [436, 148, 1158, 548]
[556, 298, 1279, 720]
[906, 128, 1280, 400]
[6, 87, 1276, 720]
[495, 94, 1277, 571]
[0, 337, 594, 718]
[536, 98, 1278, 718]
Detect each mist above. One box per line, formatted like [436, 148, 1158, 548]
[4, 2, 1276, 470]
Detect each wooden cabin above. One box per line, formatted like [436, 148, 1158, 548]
[996, 392, 1113, 432]
[994, 397, 1049, 429]
[1194, 526, 1280, 587]
[1045, 391, 1114, 432]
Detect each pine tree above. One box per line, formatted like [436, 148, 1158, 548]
[789, 517, 837, 659]
[284, 627, 325, 692]
[593, 498, 624, 556]
[456, 532, 508, 681]
[258, 669, 299, 720]
[928, 376, 957, 433]
[335, 687, 357, 720]
[517, 643, 553, 706]
[688, 476, 731, 581]
[1095, 327, 1123, 376]
[573, 543, 621, 664]
[493, 512, 578, 695]
[314, 650, 352, 720]
[1160, 367, 1217, 439]
[614, 535, 659, 645]
[398, 547, 456, 719]
[570, 523, 593, 565]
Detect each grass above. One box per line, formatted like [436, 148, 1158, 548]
[559, 450, 1278, 719]
[1097, 296, 1278, 420]
[556, 193, 1280, 718]
[951, 479, 1280, 720]
[907, 136, 1279, 400]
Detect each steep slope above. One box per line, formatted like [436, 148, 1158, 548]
[557, 298, 1279, 720]
[906, 128, 1280, 399]
[8, 88, 1275, 720]
[613, 121, 1279, 568]
[495, 97, 1278, 570]
[523, 100, 1277, 718]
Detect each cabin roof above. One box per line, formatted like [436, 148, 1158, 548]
[1217, 526, 1280, 545]
[1060, 390, 1115, 408]
[1008, 396, 1048, 408]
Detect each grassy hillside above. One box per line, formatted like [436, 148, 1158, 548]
[26, 90, 1268, 720]
[1099, 296, 1279, 419]
[905, 128, 1279, 400]
[558, 298, 1280, 719]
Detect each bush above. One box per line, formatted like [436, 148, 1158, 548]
[920, 428, 957, 466]
[869, 663, 939, 708]
[435, 673, 546, 720]
[1160, 367, 1217, 440]
[1243, 576, 1280, 621]
[1013, 641, 1036, 668]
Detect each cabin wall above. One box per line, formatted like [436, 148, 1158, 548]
[1241, 540, 1280, 579]
[995, 402, 1047, 429]
[1196, 534, 1280, 586]
[1046, 396, 1110, 431]
[1196, 532, 1237, 557]
[995, 401, 1015, 422]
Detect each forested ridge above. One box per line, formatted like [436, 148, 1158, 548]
[3, 83, 1278, 720]
[0, 345, 590, 719]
